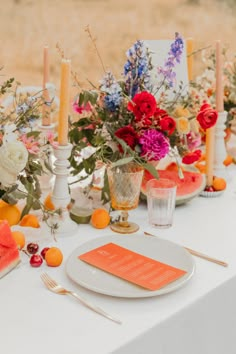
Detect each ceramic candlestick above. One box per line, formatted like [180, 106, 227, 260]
[50, 143, 78, 236]
[213, 111, 227, 178]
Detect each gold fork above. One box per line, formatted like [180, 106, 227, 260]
[41, 273, 122, 325]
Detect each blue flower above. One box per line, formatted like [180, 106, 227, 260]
[104, 92, 122, 112]
[100, 71, 122, 112]
[157, 33, 184, 88]
[123, 40, 152, 97]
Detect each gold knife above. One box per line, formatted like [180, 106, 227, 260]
[144, 232, 228, 267]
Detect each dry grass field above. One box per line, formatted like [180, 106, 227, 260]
[0, 0, 236, 91]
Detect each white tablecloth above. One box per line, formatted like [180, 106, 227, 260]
[1, 168, 236, 354]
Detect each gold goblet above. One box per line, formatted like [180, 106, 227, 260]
[107, 163, 144, 234]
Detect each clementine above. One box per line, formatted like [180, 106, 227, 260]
[212, 177, 227, 191]
[19, 214, 40, 228]
[223, 155, 233, 167]
[11, 230, 26, 249]
[45, 247, 63, 267]
[43, 193, 55, 211]
[0, 201, 21, 226]
[91, 208, 110, 229]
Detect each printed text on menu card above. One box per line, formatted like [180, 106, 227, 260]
[79, 243, 187, 291]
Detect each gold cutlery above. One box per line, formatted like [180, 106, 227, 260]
[41, 273, 122, 325]
[144, 232, 228, 267]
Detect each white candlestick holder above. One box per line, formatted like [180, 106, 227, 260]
[49, 143, 78, 236]
[213, 111, 227, 179]
[37, 123, 55, 194]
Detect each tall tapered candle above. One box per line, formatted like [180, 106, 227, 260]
[215, 40, 224, 112]
[58, 59, 71, 146]
[42, 45, 51, 126]
[186, 37, 194, 81]
[205, 40, 224, 186]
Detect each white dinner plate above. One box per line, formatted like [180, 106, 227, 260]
[66, 234, 195, 298]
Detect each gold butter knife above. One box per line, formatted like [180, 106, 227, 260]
[144, 232, 228, 267]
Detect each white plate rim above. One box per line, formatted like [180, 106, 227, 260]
[65, 234, 195, 298]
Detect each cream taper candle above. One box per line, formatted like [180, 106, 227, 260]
[215, 40, 224, 112]
[42, 45, 51, 126]
[58, 59, 71, 146]
[186, 37, 194, 81]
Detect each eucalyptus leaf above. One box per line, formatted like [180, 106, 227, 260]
[143, 163, 159, 179]
[111, 156, 134, 167]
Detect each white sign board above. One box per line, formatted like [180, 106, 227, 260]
[144, 39, 189, 100]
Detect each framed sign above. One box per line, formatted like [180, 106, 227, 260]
[144, 39, 189, 99]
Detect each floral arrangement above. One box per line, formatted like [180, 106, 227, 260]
[0, 76, 57, 218]
[69, 31, 218, 203]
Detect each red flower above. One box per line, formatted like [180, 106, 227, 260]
[160, 116, 176, 135]
[115, 126, 139, 152]
[127, 91, 156, 123]
[154, 107, 168, 119]
[182, 149, 202, 164]
[196, 103, 218, 130]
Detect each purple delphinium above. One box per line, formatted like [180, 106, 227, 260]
[139, 129, 170, 161]
[124, 40, 152, 97]
[100, 71, 122, 112]
[157, 32, 184, 88]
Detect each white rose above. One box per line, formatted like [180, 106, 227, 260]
[0, 141, 28, 188]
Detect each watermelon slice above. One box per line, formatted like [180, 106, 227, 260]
[141, 169, 205, 205]
[0, 220, 20, 278]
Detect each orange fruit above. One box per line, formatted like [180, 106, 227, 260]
[0, 201, 21, 226]
[45, 247, 63, 267]
[11, 230, 26, 249]
[194, 162, 206, 173]
[44, 193, 55, 211]
[91, 208, 110, 229]
[19, 214, 40, 228]
[212, 177, 227, 191]
[224, 128, 231, 142]
[223, 155, 233, 167]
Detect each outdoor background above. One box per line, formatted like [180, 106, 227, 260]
[1, 0, 236, 90]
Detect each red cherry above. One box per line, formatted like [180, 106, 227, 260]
[27, 243, 39, 254]
[41, 247, 50, 259]
[30, 254, 43, 267]
[205, 186, 215, 192]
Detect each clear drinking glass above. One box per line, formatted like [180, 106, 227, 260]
[146, 178, 177, 229]
[107, 163, 144, 234]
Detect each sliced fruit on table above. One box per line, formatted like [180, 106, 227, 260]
[141, 168, 205, 205]
[0, 220, 20, 278]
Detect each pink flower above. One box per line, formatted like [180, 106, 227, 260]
[73, 101, 92, 114]
[46, 131, 59, 148]
[20, 135, 40, 154]
[139, 129, 169, 161]
[186, 132, 202, 151]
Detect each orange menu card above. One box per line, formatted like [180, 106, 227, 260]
[79, 243, 187, 291]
